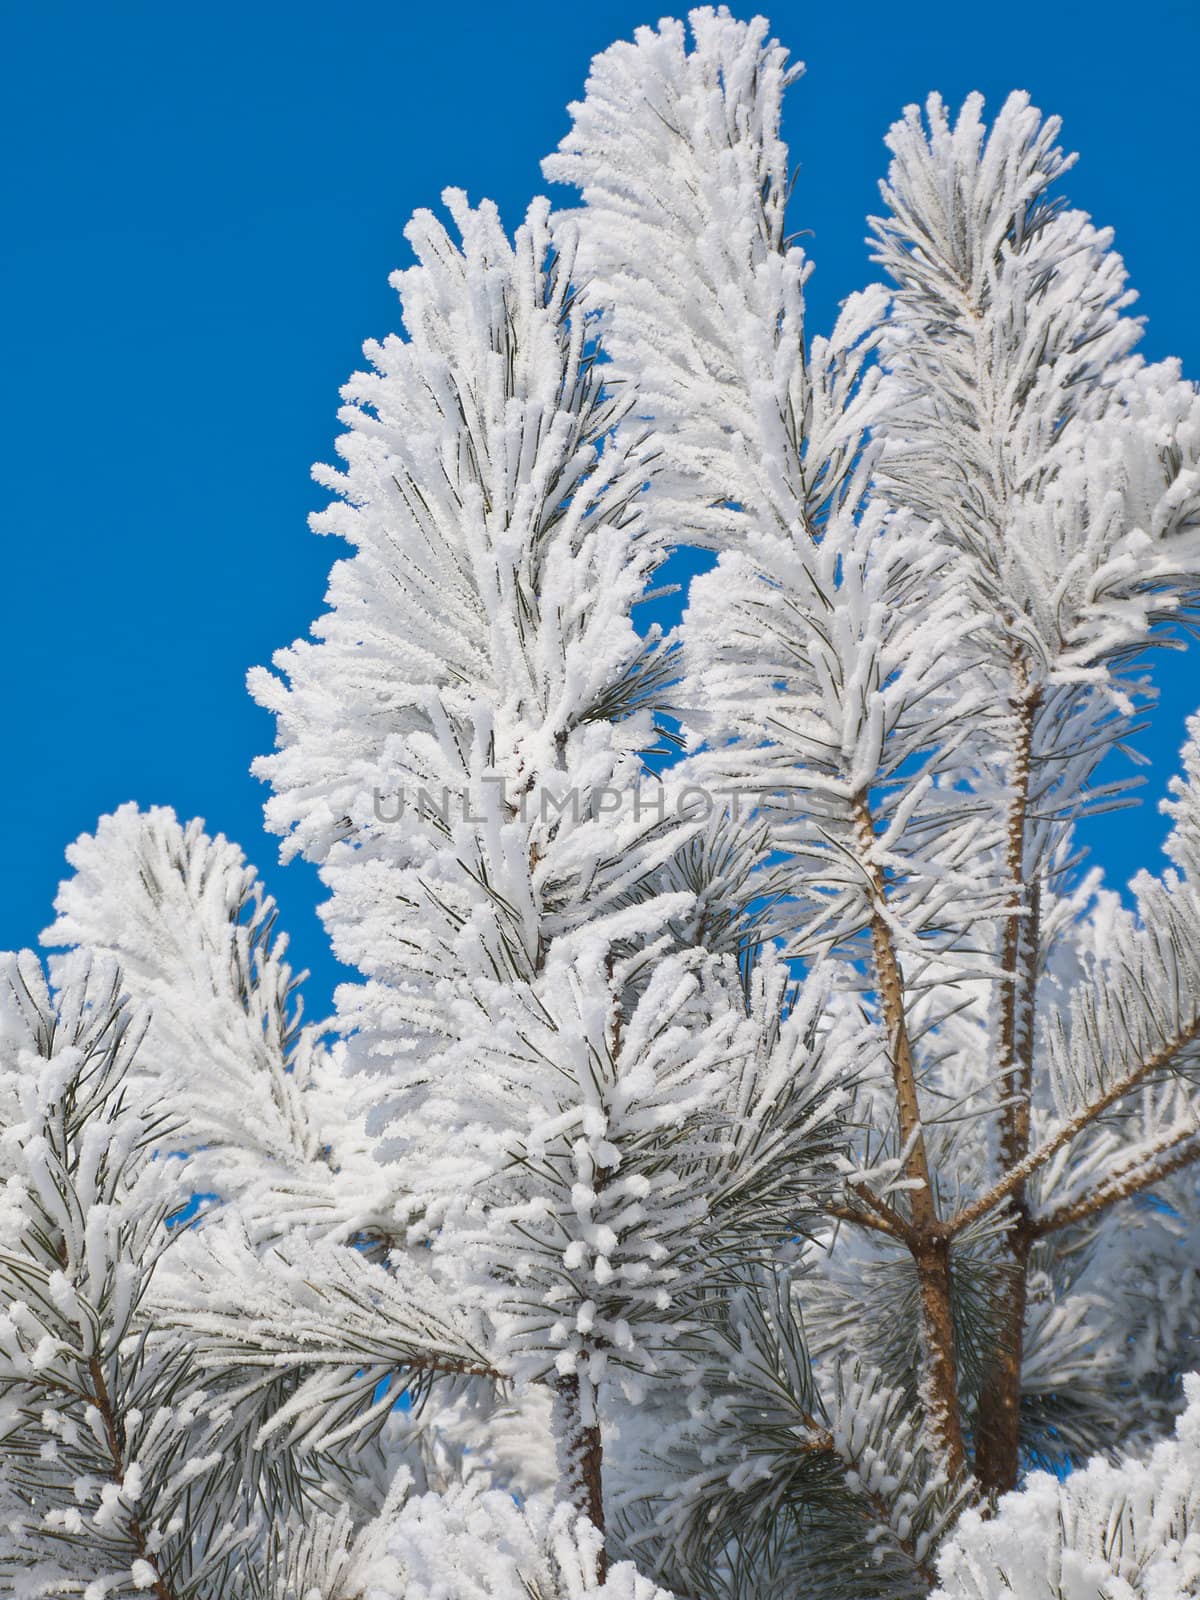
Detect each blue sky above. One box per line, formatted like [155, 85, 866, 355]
[3, 0, 1198, 1015]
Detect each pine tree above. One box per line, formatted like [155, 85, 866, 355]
[4, 9, 1200, 1597]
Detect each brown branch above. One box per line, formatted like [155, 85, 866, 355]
[830, 1180, 919, 1246]
[403, 1353, 505, 1380]
[190, 1340, 505, 1382]
[851, 796, 937, 1229]
[948, 1012, 1200, 1239]
[1030, 1127, 1200, 1238]
[554, 1372, 606, 1578]
[850, 793, 965, 1477]
[972, 1222, 1032, 1495]
[828, 1202, 894, 1237]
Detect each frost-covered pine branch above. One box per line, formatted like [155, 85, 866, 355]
[544, 4, 1200, 1588]
[8, 8, 1200, 1597]
[0, 952, 261, 1598]
[933, 1374, 1200, 1599]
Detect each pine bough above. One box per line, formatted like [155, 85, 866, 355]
[4, 10, 1200, 1597]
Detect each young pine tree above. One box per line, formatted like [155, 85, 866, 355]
[4, 9, 1200, 1598]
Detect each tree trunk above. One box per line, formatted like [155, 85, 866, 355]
[973, 1222, 1031, 1494]
[855, 794, 967, 1477]
[913, 1235, 966, 1478]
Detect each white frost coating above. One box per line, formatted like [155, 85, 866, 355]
[42, 803, 382, 1243]
[545, 7, 885, 558]
[262, 1480, 679, 1600]
[376, 1486, 677, 1599]
[0, 952, 256, 1595]
[934, 1376, 1200, 1600]
[6, 10, 1200, 1599]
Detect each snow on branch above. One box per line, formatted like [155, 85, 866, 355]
[152, 1224, 498, 1456]
[545, 6, 885, 551]
[873, 90, 1200, 684]
[933, 1374, 1200, 1599]
[42, 804, 380, 1243]
[16, 13, 1200, 1597]
[0, 952, 256, 1597]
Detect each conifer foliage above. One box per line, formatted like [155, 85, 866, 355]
[4, 9, 1200, 1596]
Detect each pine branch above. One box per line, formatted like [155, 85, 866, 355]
[975, 668, 1043, 1495]
[625, 1278, 961, 1598]
[0, 952, 259, 1598]
[1029, 1125, 1200, 1237]
[995, 672, 1044, 1175]
[851, 792, 967, 1477]
[831, 1181, 919, 1247]
[85, 1352, 176, 1600]
[948, 1011, 1200, 1238]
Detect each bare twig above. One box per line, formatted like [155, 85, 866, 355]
[832, 1180, 920, 1247]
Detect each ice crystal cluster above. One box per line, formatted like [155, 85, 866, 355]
[3, 9, 1200, 1597]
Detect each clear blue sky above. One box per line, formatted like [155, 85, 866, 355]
[3, 0, 1197, 1016]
